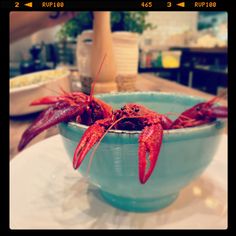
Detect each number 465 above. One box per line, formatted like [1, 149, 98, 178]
[141, 2, 153, 7]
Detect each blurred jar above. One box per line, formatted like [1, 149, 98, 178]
[76, 30, 95, 94]
[162, 51, 182, 68]
[140, 37, 153, 68]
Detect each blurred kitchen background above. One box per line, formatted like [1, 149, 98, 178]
[10, 11, 228, 95]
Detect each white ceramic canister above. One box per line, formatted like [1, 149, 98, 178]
[76, 30, 139, 93]
[112, 31, 139, 91]
[112, 31, 139, 75]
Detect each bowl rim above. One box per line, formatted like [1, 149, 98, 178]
[64, 91, 226, 136]
[66, 121, 221, 135]
[10, 69, 71, 93]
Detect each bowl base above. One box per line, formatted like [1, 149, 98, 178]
[100, 190, 179, 212]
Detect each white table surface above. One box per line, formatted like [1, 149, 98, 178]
[10, 134, 227, 229]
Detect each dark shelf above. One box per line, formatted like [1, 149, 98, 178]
[193, 65, 228, 75]
[170, 46, 228, 54]
[138, 67, 179, 73]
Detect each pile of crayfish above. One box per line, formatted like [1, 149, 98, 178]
[18, 89, 228, 184]
[18, 55, 228, 184]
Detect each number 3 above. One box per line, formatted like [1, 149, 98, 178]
[167, 2, 172, 7]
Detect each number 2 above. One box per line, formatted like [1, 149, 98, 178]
[15, 2, 19, 7]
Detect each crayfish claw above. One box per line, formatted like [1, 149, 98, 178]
[138, 123, 163, 184]
[18, 102, 83, 151]
[73, 123, 106, 169]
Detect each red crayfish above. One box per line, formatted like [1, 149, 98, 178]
[71, 96, 227, 184]
[73, 104, 173, 184]
[18, 55, 112, 151]
[18, 57, 228, 184]
[171, 96, 228, 129]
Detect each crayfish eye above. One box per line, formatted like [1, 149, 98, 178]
[195, 106, 201, 111]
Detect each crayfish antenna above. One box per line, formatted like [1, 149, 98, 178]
[59, 85, 70, 96]
[89, 53, 107, 102]
[73, 124, 106, 170]
[86, 116, 159, 183]
[207, 90, 227, 106]
[84, 116, 132, 176]
[217, 90, 227, 100]
[207, 96, 220, 106]
[30, 85, 71, 106]
[43, 86, 62, 96]
[75, 115, 164, 184]
[73, 118, 112, 170]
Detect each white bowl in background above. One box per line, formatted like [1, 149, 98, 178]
[10, 69, 71, 116]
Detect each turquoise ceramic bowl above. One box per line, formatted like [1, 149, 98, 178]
[59, 92, 225, 212]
